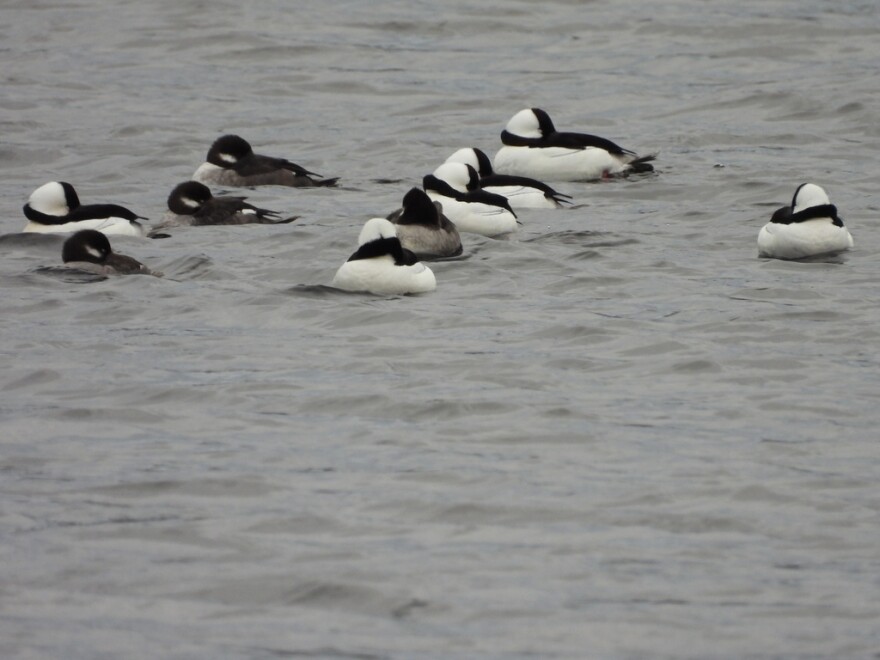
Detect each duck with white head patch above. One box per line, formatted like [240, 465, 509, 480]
[22, 182, 147, 237]
[150, 181, 297, 234]
[423, 162, 518, 237]
[192, 135, 339, 188]
[332, 218, 436, 295]
[758, 183, 854, 260]
[493, 108, 656, 182]
[386, 188, 462, 259]
[62, 229, 160, 276]
[445, 147, 571, 209]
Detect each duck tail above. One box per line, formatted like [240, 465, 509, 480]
[628, 152, 657, 173]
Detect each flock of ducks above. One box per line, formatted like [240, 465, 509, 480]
[18, 108, 855, 292]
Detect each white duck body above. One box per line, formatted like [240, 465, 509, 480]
[757, 183, 854, 260]
[23, 182, 147, 237]
[423, 162, 517, 237]
[332, 218, 436, 295]
[492, 108, 655, 182]
[445, 147, 568, 209]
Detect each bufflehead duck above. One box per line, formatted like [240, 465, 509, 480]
[445, 147, 571, 209]
[758, 183, 854, 260]
[423, 162, 518, 237]
[493, 108, 656, 181]
[62, 229, 160, 276]
[22, 182, 147, 237]
[192, 134, 339, 188]
[150, 181, 297, 233]
[386, 188, 462, 259]
[332, 218, 436, 295]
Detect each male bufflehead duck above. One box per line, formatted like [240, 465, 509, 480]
[445, 147, 571, 209]
[423, 162, 518, 237]
[758, 183, 854, 260]
[387, 188, 462, 259]
[493, 108, 656, 181]
[192, 134, 339, 188]
[332, 218, 436, 295]
[62, 229, 160, 276]
[150, 181, 297, 233]
[22, 182, 147, 237]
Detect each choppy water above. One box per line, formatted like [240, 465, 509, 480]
[2, 1, 880, 658]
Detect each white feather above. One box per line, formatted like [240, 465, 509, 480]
[27, 182, 70, 215]
[358, 217, 399, 245]
[493, 108, 647, 181]
[482, 184, 558, 209]
[23, 216, 146, 237]
[758, 184, 854, 259]
[493, 145, 626, 181]
[332, 218, 436, 295]
[332, 255, 436, 295]
[426, 163, 517, 237]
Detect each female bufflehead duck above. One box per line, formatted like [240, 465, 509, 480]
[62, 229, 160, 276]
[192, 134, 339, 188]
[387, 188, 462, 259]
[423, 162, 518, 237]
[150, 181, 297, 233]
[493, 108, 655, 181]
[332, 218, 436, 295]
[445, 147, 571, 209]
[758, 183, 854, 260]
[22, 182, 147, 237]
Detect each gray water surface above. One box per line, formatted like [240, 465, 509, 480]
[2, 1, 879, 658]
